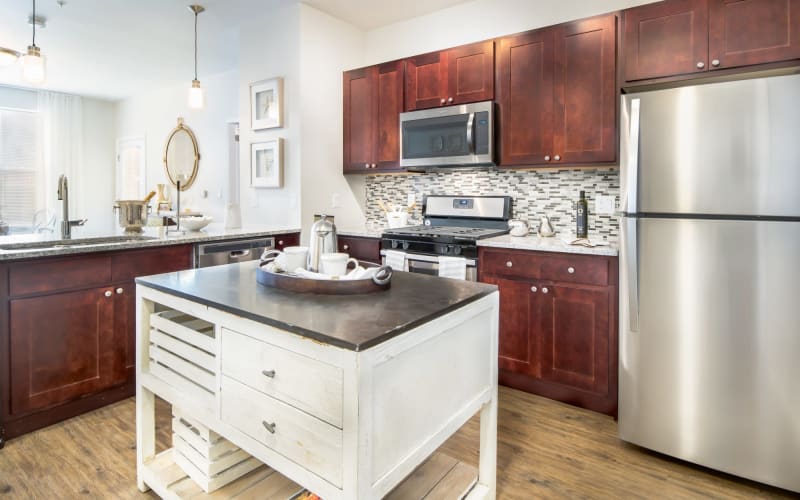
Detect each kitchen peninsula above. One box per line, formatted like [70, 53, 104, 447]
[135, 262, 499, 499]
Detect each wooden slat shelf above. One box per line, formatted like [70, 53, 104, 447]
[142, 449, 477, 500]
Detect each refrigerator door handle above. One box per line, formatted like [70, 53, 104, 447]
[626, 217, 640, 332]
[623, 98, 641, 214]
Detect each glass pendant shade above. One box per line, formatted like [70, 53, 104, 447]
[21, 45, 45, 85]
[0, 47, 20, 66]
[188, 79, 204, 109]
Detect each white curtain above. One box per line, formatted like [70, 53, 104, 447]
[38, 91, 84, 222]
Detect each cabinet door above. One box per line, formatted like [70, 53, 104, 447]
[405, 51, 447, 111]
[496, 29, 555, 166]
[708, 0, 800, 69]
[275, 232, 300, 250]
[553, 14, 618, 164]
[343, 67, 376, 173]
[375, 61, 405, 171]
[540, 284, 610, 395]
[9, 287, 119, 415]
[447, 41, 495, 105]
[623, 0, 709, 82]
[482, 276, 542, 377]
[119, 282, 137, 376]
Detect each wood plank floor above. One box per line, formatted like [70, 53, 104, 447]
[0, 386, 795, 499]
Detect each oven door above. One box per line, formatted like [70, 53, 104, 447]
[382, 251, 477, 281]
[400, 101, 493, 168]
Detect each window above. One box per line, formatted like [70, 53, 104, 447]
[0, 108, 42, 228]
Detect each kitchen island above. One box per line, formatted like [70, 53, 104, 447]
[135, 262, 499, 499]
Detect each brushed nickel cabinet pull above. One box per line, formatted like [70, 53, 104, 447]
[262, 421, 276, 434]
[261, 369, 276, 378]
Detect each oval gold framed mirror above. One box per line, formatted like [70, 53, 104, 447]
[163, 117, 200, 191]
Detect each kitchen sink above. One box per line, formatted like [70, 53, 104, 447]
[0, 235, 158, 251]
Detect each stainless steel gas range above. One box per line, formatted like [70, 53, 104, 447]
[380, 195, 511, 281]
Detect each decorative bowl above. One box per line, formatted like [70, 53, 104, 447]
[179, 215, 212, 232]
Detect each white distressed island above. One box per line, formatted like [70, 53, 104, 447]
[135, 261, 499, 499]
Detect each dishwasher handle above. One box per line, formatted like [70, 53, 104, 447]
[229, 249, 251, 259]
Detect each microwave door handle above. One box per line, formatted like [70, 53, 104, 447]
[466, 112, 475, 153]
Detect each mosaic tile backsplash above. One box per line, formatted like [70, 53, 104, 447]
[366, 168, 620, 242]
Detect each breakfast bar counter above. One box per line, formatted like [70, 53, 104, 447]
[135, 263, 499, 499]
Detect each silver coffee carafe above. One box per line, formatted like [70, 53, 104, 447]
[308, 215, 338, 272]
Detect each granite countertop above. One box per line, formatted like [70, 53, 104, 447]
[337, 227, 384, 238]
[136, 260, 497, 351]
[478, 234, 619, 256]
[0, 224, 301, 261]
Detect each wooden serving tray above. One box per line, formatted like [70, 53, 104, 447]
[256, 263, 391, 295]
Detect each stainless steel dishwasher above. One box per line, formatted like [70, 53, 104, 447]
[195, 237, 274, 268]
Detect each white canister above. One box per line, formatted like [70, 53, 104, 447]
[319, 252, 359, 277]
[386, 211, 409, 228]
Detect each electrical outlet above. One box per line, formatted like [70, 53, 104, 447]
[331, 193, 341, 208]
[595, 195, 615, 215]
[407, 192, 415, 206]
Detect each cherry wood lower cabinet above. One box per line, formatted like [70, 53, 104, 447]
[274, 232, 300, 251]
[478, 247, 618, 416]
[0, 244, 193, 445]
[338, 235, 381, 264]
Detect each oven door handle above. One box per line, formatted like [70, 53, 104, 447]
[380, 250, 476, 267]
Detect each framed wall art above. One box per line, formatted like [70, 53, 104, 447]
[250, 77, 283, 130]
[251, 138, 283, 188]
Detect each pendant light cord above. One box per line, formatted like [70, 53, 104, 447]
[193, 10, 198, 81]
[32, 0, 36, 47]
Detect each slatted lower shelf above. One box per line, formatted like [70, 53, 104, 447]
[142, 449, 477, 500]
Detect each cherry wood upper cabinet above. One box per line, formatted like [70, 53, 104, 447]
[496, 28, 555, 166]
[553, 14, 618, 164]
[623, 0, 708, 82]
[405, 41, 494, 111]
[496, 14, 617, 167]
[708, 0, 800, 70]
[343, 61, 405, 173]
[623, 0, 800, 84]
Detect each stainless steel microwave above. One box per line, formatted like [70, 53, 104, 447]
[399, 101, 494, 169]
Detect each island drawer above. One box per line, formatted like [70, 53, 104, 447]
[220, 328, 343, 429]
[221, 376, 343, 488]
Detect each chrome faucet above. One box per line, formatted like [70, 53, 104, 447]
[56, 174, 87, 239]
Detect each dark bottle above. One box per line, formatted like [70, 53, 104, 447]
[576, 190, 588, 238]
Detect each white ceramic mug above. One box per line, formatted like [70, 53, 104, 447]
[261, 246, 308, 272]
[320, 252, 359, 277]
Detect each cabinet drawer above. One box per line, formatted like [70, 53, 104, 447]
[9, 254, 112, 296]
[221, 376, 343, 488]
[220, 328, 343, 428]
[540, 254, 608, 286]
[338, 236, 381, 264]
[480, 249, 540, 280]
[111, 244, 193, 281]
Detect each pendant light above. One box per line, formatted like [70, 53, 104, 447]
[21, 0, 46, 85]
[187, 5, 205, 110]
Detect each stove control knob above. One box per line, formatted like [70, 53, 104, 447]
[391, 240, 399, 249]
[453, 246, 462, 255]
[402, 242, 410, 250]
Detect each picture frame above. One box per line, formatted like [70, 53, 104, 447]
[250, 77, 283, 130]
[251, 139, 283, 188]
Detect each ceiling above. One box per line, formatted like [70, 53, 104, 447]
[0, 0, 471, 101]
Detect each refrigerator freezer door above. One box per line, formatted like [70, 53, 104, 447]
[619, 217, 800, 493]
[622, 74, 800, 217]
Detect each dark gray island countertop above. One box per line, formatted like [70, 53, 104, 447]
[136, 260, 497, 351]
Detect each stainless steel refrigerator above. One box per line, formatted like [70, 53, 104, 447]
[619, 74, 800, 493]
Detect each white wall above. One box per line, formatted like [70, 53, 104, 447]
[237, 4, 302, 229]
[364, 0, 655, 64]
[82, 98, 117, 233]
[298, 5, 365, 240]
[115, 69, 239, 223]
